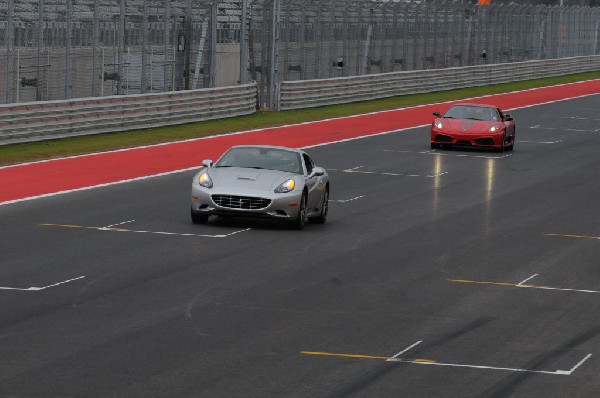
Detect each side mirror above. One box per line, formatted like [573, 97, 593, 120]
[310, 167, 325, 177]
[201, 159, 213, 168]
[433, 112, 442, 118]
[504, 114, 513, 121]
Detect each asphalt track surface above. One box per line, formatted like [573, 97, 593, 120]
[1, 93, 600, 397]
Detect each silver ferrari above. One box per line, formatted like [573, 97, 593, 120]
[191, 145, 330, 229]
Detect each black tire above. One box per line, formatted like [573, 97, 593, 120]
[191, 209, 209, 224]
[495, 133, 506, 153]
[431, 143, 441, 150]
[312, 188, 329, 224]
[507, 128, 515, 151]
[291, 193, 308, 230]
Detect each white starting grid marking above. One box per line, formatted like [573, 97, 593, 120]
[330, 195, 365, 203]
[303, 339, 592, 376]
[530, 125, 600, 133]
[104, 219, 136, 228]
[332, 165, 448, 178]
[0, 276, 85, 292]
[41, 223, 251, 239]
[449, 274, 600, 295]
[383, 149, 512, 159]
[517, 140, 562, 144]
[386, 353, 593, 376]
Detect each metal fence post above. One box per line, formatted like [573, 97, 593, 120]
[141, 0, 149, 93]
[239, 0, 249, 84]
[268, 0, 280, 109]
[91, 0, 98, 97]
[118, 0, 125, 95]
[5, 0, 15, 104]
[209, 0, 217, 88]
[36, 0, 45, 101]
[65, 0, 73, 99]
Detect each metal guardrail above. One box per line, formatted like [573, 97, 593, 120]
[0, 82, 258, 145]
[277, 56, 600, 111]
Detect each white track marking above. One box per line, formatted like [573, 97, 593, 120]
[387, 341, 423, 361]
[387, 355, 592, 376]
[41, 223, 250, 239]
[517, 140, 562, 144]
[384, 149, 511, 159]
[517, 274, 538, 286]
[331, 195, 365, 203]
[528, 126, 597, 133]
[332, 167, 448, 178]
[0, 276, 85, 292]
[104, 220, 136, 228]
[563, 354, 592, 375]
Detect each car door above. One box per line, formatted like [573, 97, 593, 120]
[302, 153, 321, 211]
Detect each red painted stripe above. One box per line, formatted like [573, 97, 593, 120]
[1, 80, 599, 204]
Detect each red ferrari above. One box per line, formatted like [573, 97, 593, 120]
[430, 104, 516, 152]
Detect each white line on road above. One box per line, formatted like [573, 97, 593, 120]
[331, 167, 448, 178]
[384, 149, 511, 159]
[331, 195, 365, 203]
[41, 223, 251, 239]
[517, 274, 539, 286]
[0, 276, 86, 292]
[387, 355, 592, 376]
[517, 140, 562, 144]
[104, 220, 136, 228]
[388, 341, 423, 361]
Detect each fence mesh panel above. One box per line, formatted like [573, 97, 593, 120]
[2, 1, 600, 107]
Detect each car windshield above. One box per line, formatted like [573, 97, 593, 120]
[215, 147, 303, 174]
[443, 105, 499, 121]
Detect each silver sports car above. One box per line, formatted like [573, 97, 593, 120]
[191, 145, 330, 229]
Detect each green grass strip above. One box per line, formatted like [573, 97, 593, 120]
[1, 70, 599, 166]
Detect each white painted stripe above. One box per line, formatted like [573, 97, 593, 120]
[566, 354, 592, 375]
[388, 341, 423, 360]
[0, 166, 199, 207]
[517, 285, 600, 294]
[0, 276, 85, 292]
[332, 168, 448, 178]
[386, 358, 575, 376]
[517, 274, 538, 286]
[384, 149, 512, 159]
[104, 219, 136, 228]
[331, 195, 365, 203]
[517, 140, 562, 144]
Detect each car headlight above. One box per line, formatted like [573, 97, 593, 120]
[275, 178, 295, 193]
[435, 120, 443, 129]
[489, 125, 501, 133]
[198, 171, 213, 188]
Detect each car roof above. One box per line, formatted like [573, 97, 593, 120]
[229, 145, 305, 154]
[451, 103, 498, 109]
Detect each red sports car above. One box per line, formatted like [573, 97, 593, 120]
[430, 103, 516, 152]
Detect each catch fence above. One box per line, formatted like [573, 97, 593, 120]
[1, 1, 599, 108]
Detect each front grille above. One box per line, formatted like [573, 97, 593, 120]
[212, 194, 271, 210]
[474, 138, 494, 146]
[434, 134, 453, 143]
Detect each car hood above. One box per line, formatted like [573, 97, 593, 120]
[209, 167, 299, 192]
[441, 118, 499, 133]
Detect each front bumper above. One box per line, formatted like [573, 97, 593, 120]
[431, 129, 503, 149]
[191, 185, 303, 220]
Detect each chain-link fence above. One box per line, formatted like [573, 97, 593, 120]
[0, 0, 242, 104]
[2, 1, 600, 107]
[250, 0, 600, 108]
